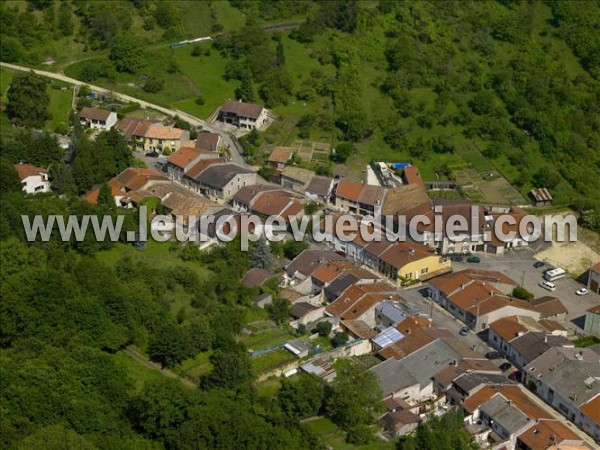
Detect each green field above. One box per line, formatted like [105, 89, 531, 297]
[111, 351, 165, 393]
[304, 417, 395, 450]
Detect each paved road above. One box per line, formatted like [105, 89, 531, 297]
[0, 62, 249, 168]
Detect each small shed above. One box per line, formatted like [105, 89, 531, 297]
[254, 292, 273, 309]
[529, 188, 553, 207]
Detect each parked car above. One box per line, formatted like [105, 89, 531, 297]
[485, 351, 502, 360]
[450, 256, 464, 262]
[533, 261, 545, 268]
[459, 326, 470, 336]
[539, 280, 556, 292]
[500, 362, 513, 371]
[576, 288, 589, 296]
[467, 256, 481, 263]
[145, 151, 159, 157]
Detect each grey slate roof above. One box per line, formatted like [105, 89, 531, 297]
[370, 339, 464, 396]
[285, 250, 345, 278]
[324, 273, 359, 301]
[290, 302, 320, 319]
[194, 164, 253, 188]
[306, 176, 333, 197]
[510, 332, 573, 366]
[479, 395, 531, 435]
[524, 347, 600, 407]
[453, 372, 516, 394]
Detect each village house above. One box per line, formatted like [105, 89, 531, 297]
[267, 147, 294, 171]
[516, 419, 591, 450]
[523, 347, 600, 442]
[83, 167, 167, 208]
[166, 147, 202, 181]
[527, 296, 568, 320]
[141, 126, 190, 154]
[182, 158, 226, 191]
[14, 163, 50, 194]
[280, 166, 315, 193]
[367, 241, 451, 286]
[485, 208, 533, 254]
[305, 176, 334, 203]
[325, 282, 398, 326]
[216, 100, 268, 130]
[370, 338, 481, 403]
[333, 180, 385, 217]
[232, 185, 286, 212]
[117, 117, 161, 149]
[488, 315, 569, 362]
[428, 269, 542, 331]
[79, 107, 117, 130]
[379, 409, 421, 438]
[195, 131, 222, 154]
[289, 302, 326, 328]
[188, 163, 256, 201]
[241, 268, 272, 288]
[283, 249, 346, 288]
[249, 191, 305, 224]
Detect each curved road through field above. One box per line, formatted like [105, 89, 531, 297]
[0, 61, 248, 167]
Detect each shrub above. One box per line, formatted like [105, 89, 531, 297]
[512, 286, 533, 301]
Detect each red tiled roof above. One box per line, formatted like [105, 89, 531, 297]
[580, 395, 600, 425]
[184, 158, 225, 180]
[144, 126, 186, 140]
[518, 419, 581, 449]
[403, 166, 425, 187]
[326, 282, 395, 319]
[84, 179, 125, 204]
[591, 261, 600, 274]
[14, 163, 46, 180]
[168, 147, 200, 169]
[379, 241, 437, 269]
[336, 180, 364, 202]
[115, 167, 166, 190]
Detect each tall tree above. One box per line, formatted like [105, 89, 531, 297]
[250, 237, 275, 270]
[236, 73, 255, 102]
[327, 366, 383, 440]
[7, 72, 50, 128]
[57, 1, 74, 36]
[48, 162, 76, 196]
[109, 35, 146, 74]
[97, 182, 115, 211]
[275, 40, 286, 67]
[0, 159, 22, 193]
[278, 373, 326, 421]
[202, 343, 253, 389]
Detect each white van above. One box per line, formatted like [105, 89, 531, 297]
[539, 280, 556, 292]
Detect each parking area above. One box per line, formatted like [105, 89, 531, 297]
[449, 250, 600, 333]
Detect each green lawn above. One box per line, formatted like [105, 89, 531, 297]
[111, 350, 165, 393]
[252, 348, 296, 375]
[175, 350, 213, 383]
[47, 87, 73, 131]
[304, 417, 396, 450]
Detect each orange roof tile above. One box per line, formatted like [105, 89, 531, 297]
[14, 163, 46, 180]
[116, 167, 166, 190]
[592, 261, 600, 274]
[579, 395, 600, 425]
[518, 419, 581, 449]
[489, 316, 528, 342]
[403, 166, 425, 187]
[144, 126, 186, 140]
[336, 180, 364, 202]
[185, 158, 225, 180]
[326, 282, 394, 319]
[83, 179, 124, 204]
[312, 265, 342, 284]
[379, 241, 437, 269]
[168, 147, 200, 169]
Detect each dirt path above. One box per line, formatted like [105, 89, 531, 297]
[124, 346, 197, 389]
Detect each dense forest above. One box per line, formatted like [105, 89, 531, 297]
[2, 0, 598, 228]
